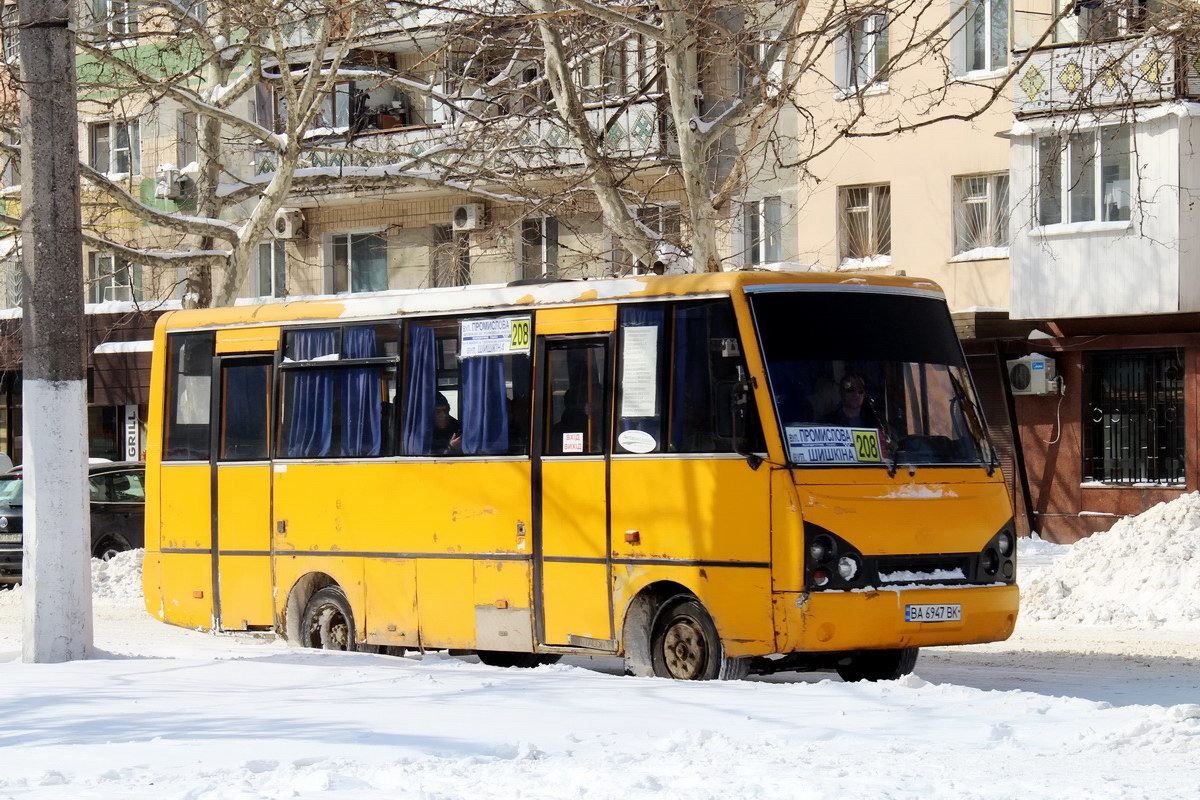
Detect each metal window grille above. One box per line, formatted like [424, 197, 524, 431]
[1084, 349, 1185, 485]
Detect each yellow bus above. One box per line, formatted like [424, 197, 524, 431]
[143, 271, 1018, 681]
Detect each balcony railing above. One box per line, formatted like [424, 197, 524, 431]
[1013, 35, 1200, 116]
[255, 99, 671, 177]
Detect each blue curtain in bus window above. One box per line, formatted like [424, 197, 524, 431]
[670, 304, 710, 451]
[402, 324, 436, 454]
[618, 305, 664, 449]
[461, 355, 508, 455]
[284, 329, 337, 457]
[338, 326, 381, 457]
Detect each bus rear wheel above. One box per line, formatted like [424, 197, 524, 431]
[836, 647, 919, 682]
[650, 596, 749, 681]
[476, 651, 562, 669]
[301, 586, 358, 652]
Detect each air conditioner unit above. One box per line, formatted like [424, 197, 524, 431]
[273, 208, 306, 240]
[154, 165, 182, 200]
[1007, 355, 1059, 396]
[451, 203, 484, 232]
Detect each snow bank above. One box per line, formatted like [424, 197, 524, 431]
[1022, 493, 1200, 629]
[0, 548, 143, 607]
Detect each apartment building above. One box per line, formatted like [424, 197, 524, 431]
[998, 0, 1200, 541]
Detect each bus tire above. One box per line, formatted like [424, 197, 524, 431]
[649, 596, 750, 681]
[836, 647, 919, 682]
[476, 651, 562, 669]
[300, 586, 359, 652]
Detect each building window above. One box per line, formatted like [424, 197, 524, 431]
[1037, 124, 1131, 225]
[1084, 349, 1184, 485]
[91, 0, 138, 36]
[2, 4, 18, 64]
[1, 131, 17, 187]
[959, 0, 1008, 74]
[331, 232, 387, 293]
[177, 111, 198, 168]
[841, 13, 889, 89]
[1, 248, 21, 309]
[520, 217, 559, 280]
[839, 183, 891, 264]
[89, 253, 142, 303]
[954, 173, 1009, 254]
[253, 241, 286, 298]
[432, 226, 470, 287]
[743, 197, 782, 267]
[89, 120, 141, 175]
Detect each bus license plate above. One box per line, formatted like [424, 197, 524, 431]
[905, 604, 961, 623]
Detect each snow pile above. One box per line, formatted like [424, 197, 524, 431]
[1022, 493, 1200, 629]
[91, 548, 143, 604]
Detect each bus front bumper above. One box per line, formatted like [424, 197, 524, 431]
[776, 583, 1019, 653]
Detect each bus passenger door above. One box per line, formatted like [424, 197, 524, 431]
[212, 354, 275, 630]
[534, 334, 613, 648]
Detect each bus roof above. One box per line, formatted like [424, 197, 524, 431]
[156, 270, 946, 332]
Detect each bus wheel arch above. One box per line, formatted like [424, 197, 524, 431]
[283, 572, 338, 644]
[621, 581, 747, 679]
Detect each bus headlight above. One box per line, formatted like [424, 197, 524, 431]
[997, 531, 1014, 557]
[837, 555, 859, 581]
[981, 548, 1000, 576]
[809, 535, 835, 564]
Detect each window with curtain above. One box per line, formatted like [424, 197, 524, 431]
[279, 325, 399, 458]
[331, 232, 387, 293]
[401, 316, 532, 456]
[1037, 125, 1131, 225]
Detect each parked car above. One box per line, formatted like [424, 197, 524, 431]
[0, 461, 146, 584]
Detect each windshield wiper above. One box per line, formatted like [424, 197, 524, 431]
[948, 370, 998, 477]
[861, 390, 899, 478]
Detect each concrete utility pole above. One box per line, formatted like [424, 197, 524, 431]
[18, 0, 93, 662]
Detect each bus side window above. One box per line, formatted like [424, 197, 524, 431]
[668, 300, 764, 453]
[164, 332, 214, 461]
[615, 304, 667, 453]
[400, 317, 531, 457]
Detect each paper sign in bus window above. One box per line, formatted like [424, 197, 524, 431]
[562, 432, 584, 453]
[620, 326, 658, 417]
[460, 316, 532, 358]
[785, 426, 883, 464]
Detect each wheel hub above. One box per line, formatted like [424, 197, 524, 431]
[662, 617, 706, 680]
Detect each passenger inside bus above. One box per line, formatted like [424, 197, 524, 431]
[431, 392, 461, 454]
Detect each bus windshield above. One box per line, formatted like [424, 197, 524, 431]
[749, 288, 992, 468]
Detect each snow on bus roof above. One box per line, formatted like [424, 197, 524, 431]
[156, 271, 946, 330]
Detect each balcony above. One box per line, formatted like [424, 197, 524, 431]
[256, 99, 671, 177]
[1013, 34, 1200, 117]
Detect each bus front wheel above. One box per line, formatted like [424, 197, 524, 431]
[836, 647, 919, 682]
[650, 596, 749, 681]
[301, 586, 359, 652]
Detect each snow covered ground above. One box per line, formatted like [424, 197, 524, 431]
[1, 503, 1199, 799]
